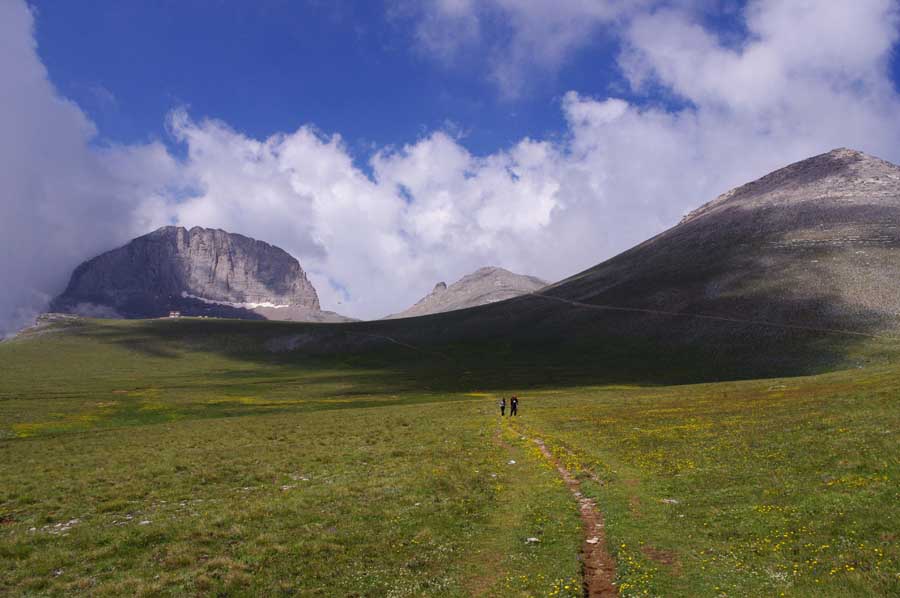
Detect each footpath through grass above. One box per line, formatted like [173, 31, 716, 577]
[0, 318, 898, 596]
[0, 321, 585, 597]
[0, 400, 585, 597]
[512, 371, 899, 597]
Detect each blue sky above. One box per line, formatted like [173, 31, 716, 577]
[4, 0, 900, 331]
[33, 1, 634, 160]
[34, 1, 899, 165]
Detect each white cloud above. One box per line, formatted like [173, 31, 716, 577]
[621, 0, 900, 113]
[162, 119, 569, 319]
[163, 0, 900, 321]
[401, 0, 654, 96]
[2, 0, 900, 332]
[0, 1, 177, 337]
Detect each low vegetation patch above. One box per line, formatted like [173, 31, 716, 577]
[1, 318, 897, 596]
[512, 373, 899, 597]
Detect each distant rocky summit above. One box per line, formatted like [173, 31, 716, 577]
[51, 226, 351, 322]
[387, 266, 547, 319]
[275, 148, 900, 376]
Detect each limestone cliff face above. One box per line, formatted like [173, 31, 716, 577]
[51, 226, 337, 320]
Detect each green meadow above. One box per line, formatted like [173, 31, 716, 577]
[0, 317, 897, 596]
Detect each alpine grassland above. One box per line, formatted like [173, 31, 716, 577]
[0, 317, 898, 597]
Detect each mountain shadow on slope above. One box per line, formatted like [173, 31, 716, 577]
[61, 149, 900, 387]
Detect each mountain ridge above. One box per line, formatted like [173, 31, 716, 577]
[541, 146, 900, 334]
[46, 147, 900, 374]
[243, 147, 900, 379]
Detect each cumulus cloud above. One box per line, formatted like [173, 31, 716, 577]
[0, 1, 177, 337]
[160, 116, 569, 318]
[400, 0, 652, 95]
[2, 0, 900, 332]
[621, 0, 900, 112]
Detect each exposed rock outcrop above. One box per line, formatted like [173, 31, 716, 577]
[51, 226, 351, 322]
[387, 266, 547, 319]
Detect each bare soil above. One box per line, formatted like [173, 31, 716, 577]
[641, 545, 681, 574]
[533, 438, 618, 597]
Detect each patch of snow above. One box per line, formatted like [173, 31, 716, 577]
[181, 292, 290, 309]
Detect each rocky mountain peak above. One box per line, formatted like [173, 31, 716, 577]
[50, 226, 351, 322]
[682, 147, 900, 224]
[387, 266, 547, 319]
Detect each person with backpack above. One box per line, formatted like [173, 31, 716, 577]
[499, 397, 506, 417]
[510, 395, 518, 416]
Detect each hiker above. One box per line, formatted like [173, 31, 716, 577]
[510, 395, 518, 417]
[499, 397, 506, 417]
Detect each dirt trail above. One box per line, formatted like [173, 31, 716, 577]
[532, 437, 618, 598]
[533, 292, 900, 340]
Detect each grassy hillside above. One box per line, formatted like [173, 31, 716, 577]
[0, 317, 898, 596]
